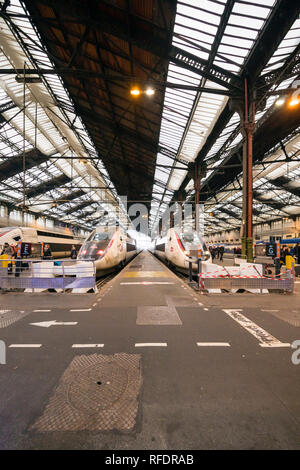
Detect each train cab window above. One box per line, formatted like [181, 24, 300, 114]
[13, 236, 21, 241]
[93, 233, 109, 241]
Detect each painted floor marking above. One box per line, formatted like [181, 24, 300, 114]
[72, 344, 104, 348]
[30, 320, 78, 328]
[123, 271, 169, 278]
[33, 309, 51, 312]
[120, 282, 174, 285]
[198, 302, 203, 306]
[261, 309, 279, 312]
[135, 343, 167, 347]
[197, 342, 230, 347]
[70, 308, 92, 312]
[92, 303, 97, 307]
[223, 309, 290, 348]
[204, 308, 209, 311]
[9, 344, 42, 348]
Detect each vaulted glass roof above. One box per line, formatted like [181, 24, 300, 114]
[150, 0, 300, 235]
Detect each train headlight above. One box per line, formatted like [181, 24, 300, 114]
[184, 250, 189, 256]
[97, 249, 104, 256]
[204, 251, 210, 261]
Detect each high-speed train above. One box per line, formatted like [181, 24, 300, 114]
[77, 226, 137, 274]
[0, 226, 83, 258]
[154, 228, 211, 272]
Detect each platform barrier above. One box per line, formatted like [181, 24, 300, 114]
[189, 260, 294, 294]
[0, 259, 97, 293]
[199, 276, 293, 293]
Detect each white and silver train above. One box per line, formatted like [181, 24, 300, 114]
[154, 228, 211, 273]
[77, 226, 137, 274]
[0, 226, 83, 258]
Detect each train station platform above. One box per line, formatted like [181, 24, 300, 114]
[0, 251, 300, 449]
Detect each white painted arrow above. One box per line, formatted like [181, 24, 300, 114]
[30, 320, 78, 328]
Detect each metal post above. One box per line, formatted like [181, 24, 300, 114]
[241, 78, 255, 263]
[62, 261, 65, 293]
[22, 62, 26, 225]
[189, 260, 193, 283]
[195, 163, 201, 233]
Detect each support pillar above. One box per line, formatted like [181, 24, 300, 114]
[241, 78, 255, 262]
[194, 162, 201, 233]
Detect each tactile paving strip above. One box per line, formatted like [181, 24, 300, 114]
[31, 353, 142, 432]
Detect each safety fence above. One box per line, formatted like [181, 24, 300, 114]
[189, 259, 295, 294]
[198, 275, 294, 293]
[0, 258, 96, 293]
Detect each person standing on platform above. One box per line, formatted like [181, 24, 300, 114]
[285, 251, 296, 279]
[70, 245, 77, 260]
[1, 242, 14, 256]
[43, 244, 52, 259]
[219, 245, 224, 262]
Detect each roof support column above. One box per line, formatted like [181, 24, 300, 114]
[194, 162, 201, 233]
[240, 78, 255, 262]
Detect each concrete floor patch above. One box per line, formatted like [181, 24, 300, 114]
[137, 306, 182, 325]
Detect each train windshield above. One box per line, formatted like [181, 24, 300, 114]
[181, 232, 208, 250]
[92, 233, 109, 241]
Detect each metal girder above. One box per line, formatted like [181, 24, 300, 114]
[0, 149, 49, 182]
[252, 190, 288, 213]
[64, 200, 95, 215]
[55, 189, 86, 204]
[270, 176, 300, 199]
[20, 0, 240, 91]
[26, 174, 71, 199]
[175, 0, 300, 196]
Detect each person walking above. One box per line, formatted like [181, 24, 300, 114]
[70, 245, 77, 260]
[219, 245, 224, 262]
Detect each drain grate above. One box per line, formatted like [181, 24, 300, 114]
[31, 353, 142, 432]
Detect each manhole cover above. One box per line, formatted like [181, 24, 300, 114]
[67, 361, 128, 415]
[31, 353, 142, 432]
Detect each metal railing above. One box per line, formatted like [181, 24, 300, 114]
[0, 258, 96, 292]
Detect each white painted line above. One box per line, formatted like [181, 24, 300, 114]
[135, 343, 167, 347]
[92, 303, 97, 307]
[197, 342, 230, 347]
[120, 282, 174, 285]
[204, 308, 209, 311]
[261, 310, 279, 312]
[9, 344, 42, 348]
[223, 309, 290, 348]
[30, 320, 78, 328]
[70, 308, 92, 312]
[33, 309, 51, 312]
[198, 302, 203, 306]
[72, 344, 104, 348]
